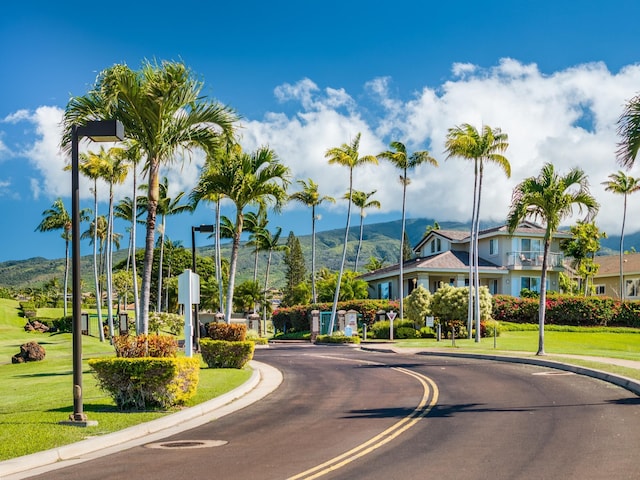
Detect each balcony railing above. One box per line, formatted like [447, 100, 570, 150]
[506, 251, 564, 269]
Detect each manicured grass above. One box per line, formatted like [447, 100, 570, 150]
[0, 299, 251, 461]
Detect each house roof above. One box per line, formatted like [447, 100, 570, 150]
[594, 253, 640, 277]
[360, 250, 506, 281]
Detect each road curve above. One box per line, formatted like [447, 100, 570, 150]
[21, 345, 640, 480]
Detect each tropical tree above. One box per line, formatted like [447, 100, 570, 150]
[346, 189, 381, 272]
[289, 178, 335, 303]
[560, 221, 606, 296]
[602, 171, 640, 298]
[62, 60, 237, 335]
[139, 177, 191, 311]
[377, 141, 437, 321]
[507, 163, 598, 355]
[191, 144, 290, 322]
[74, 148, 108, 340]
[444, 124, 510, 341]
[282, 232, 308, 306]
[325, 133, 377, 333]
[114, 194, 145, 310]
[35, 199, 85, 316]
[101, 147, 130, 338]
[616, 93, 640, 168]
[260, 226, 286, 331]
[244, 206, 269, 283]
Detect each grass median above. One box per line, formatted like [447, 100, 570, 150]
[0, 299, 251, 461]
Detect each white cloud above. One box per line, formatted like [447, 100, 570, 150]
[12, 59, 640, 240]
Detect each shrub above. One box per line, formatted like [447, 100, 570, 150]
[207, 323, 247, 341]
[404, 285, 432, 326]
[315, 332, 361, 344]
[481, 320, 501, 337]
[246, 329, 269, 345]
[19, 302, 37, 319]
[368, 320, 415, 339]
[396, 326, 419, 339]
[419, 327, 436, 339]
[89, 357, 199, 410]
[149, 312, 184, 335]
[113, 334, 178, 358]
[430, 284, 492, 323]
[52, 315, 72, 333]
[199, 339, 255, 369]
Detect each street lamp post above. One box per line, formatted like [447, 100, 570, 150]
[63, 120, 124, 427]
[191, 224, 214, 351]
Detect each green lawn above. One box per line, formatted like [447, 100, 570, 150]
[0, 299, 251, 461]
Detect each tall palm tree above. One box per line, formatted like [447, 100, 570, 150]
[325, 133, 378, 333]
[140, 177, 192, 311]
[507, 163, 598, 355]
[244, 206, 269, 283]
[617, 93, 640, 168]
[75, 148, 108, 341]
[35, 199, 74, 316]
[377, 141, 437, 319]
[260, 226, 286, 331]
[100, 147, 130, 339]
[192, 145, 290, 322]
[289, 178, 335, 303]
[346, 190, 381, 272]
[444, 124, 510, 341]
[602, 171, 640, 298]
[62, 60, 237, 334]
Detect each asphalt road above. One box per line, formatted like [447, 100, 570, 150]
[24, 344, 640, 480]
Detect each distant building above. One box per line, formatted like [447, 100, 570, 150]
[592, 253, 640, 299]
[359, 221, 571, 299]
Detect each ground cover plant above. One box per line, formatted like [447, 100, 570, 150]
[0, 299, 251, 461]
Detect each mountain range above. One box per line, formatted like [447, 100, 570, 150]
[0, 217, 633, 290]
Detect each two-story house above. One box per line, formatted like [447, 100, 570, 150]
[360, 221, 571, 299]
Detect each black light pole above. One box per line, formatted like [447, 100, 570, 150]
[191, 225, 214, 350]
[64, 120, 124, 427]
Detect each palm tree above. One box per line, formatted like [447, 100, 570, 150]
[191, 144, 290, 322]
[35, 199, 73, 316]
[289, 178, 335, 303]
[260, 226, 286, 332]
[444, 124, 510, 341]
[602, 171, 640, 298]
[62, 60, 237, 334]
[346, 190, 381, 272]
[617, 93, 640, 168]
[325, 133, 378, 333]
[140, 177, 192, 311]
[100, 147, 130, 339]
[244, 206, 269, 283]
[377, 141, 437, 319]
[507, 163, 598, 355]
[75, 148, 108, 340]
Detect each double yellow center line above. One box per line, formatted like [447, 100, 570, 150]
[287, 362, 439, 480]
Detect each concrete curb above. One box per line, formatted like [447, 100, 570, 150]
[0, 360, 282, 479]
[360, 345, 640, 396]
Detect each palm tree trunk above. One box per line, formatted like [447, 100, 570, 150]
[63, 237, 69, 317]
[328, 170, 353, 334]
[263, 250, 273, 336]
[132, 163, 140, 332]
[311, 205, 317, 304]
[620, 195, 627, 299]
[467, 160, 479, 338]
[215, 199, 224, 313]
[225, 213, 243, 324]
[399, 176, 407, 321]
[537, 239, 551, 355]
[93, 181, 105, 342]
[473, 163, 484, 342]
[139, 163, 160, 335]
[106, 188, 115, 339]
[156, 216, 166, 312]
[355, 212, 364, 272]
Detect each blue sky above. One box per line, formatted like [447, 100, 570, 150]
[1, 0, 640, 262]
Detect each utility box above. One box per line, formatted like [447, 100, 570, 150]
[178, 269, 201, 357]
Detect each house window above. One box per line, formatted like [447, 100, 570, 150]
[430, 238, 441, 254]
[521, 276, 540, 293]
[520, 238, 542, 254]
[378, 282, 392, 300]
[489, 239, 498, 256]
[490, 279, 499, 294]
[626, 279, 640, 297]
[594, 285, 605, 295]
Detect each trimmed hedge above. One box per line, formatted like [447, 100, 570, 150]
[199, 339, 254, 369]
[492, 294, 640, 328]
[272, 299, 400, 333]
[315, 332, 360, 344]
[113, 334, 178, 358]
[88, 357, 200, 410]
[207, 323, 247, 341]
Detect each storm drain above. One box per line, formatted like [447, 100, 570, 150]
[145, 440, 228, 450]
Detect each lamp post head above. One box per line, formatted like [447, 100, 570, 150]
[77, 120, 125, 142]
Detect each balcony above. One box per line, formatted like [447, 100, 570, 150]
[506, 251, 564, 269]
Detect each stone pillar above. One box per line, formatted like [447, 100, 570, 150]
[310, 310, 320, 343]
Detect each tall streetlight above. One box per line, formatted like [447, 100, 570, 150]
[63, 120, 124, 427]
[191, 224, 214, 350]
